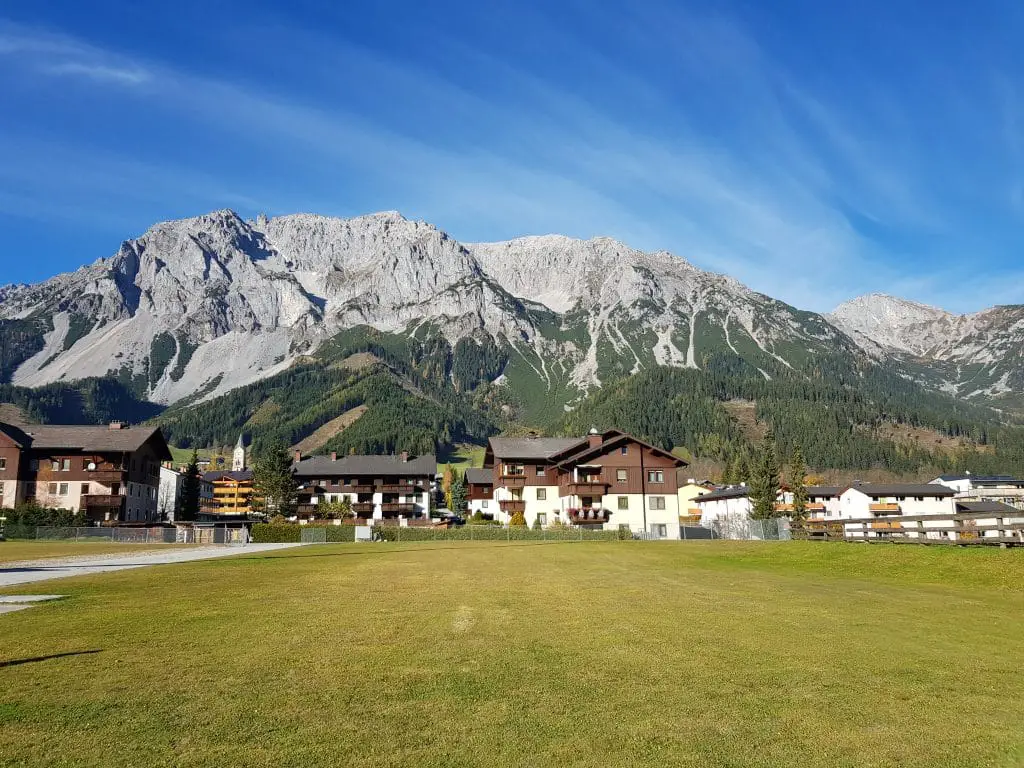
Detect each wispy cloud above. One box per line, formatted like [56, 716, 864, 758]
[1, 5, 1023, 313]
[43, 62, 150, 85]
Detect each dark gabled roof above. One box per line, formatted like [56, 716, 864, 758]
[806, 486, 843, 497]
[0, 422, 30, 447]
[293, 454, 437, 477]
[955, 500, 1022, 514]
[487, 436, 586, 461]
[464, 468, 493, 485]
[934, 474, 1024, 484]
[843, 483, 954, 497]
[203, 470, 253, 482]
[0, 422, 172, 459]
[934, 474, 970, 482]
[693, 486, 750, 503]
[553, 430, 687, 469]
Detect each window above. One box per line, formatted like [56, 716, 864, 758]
[649, 496, 666, 510]
[537, 466, 545, 476]
[58, 483, 69, 496]
[620, 445, 628, 455]
[537, 513, 547, 526]
[81, 483, 90, 495]
[616, 468, 628, 483]
[647, 470, 664, 483]
[62, 459, 71, 471]
[651, 524, 667, 538]
[0, 458, 5, 470]
[481, 499, 489, 509]
[536, 488, 547, 501]
[617, 496, 629, 510]
[51, 460, 60, 471]
[48, 482, 58, 495]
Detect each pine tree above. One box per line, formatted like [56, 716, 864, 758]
[720, 455, 735, 485]
[735, 452, 751, 485]
[179, 449, 201, 521]
[749, 431, 781, 520]
[449, 476, 467, 515]
[252, 441, 298, 517]
[789, 445, 808, 519]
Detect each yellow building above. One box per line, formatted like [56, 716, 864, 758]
[678, 480, 715, 524]
[203, 470, 257, 515]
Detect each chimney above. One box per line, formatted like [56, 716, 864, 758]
[400, 451, 408, 463]
[294, 450, 301, 463]
[588, 427, 601, 449]
[108, 421, 125, 430]
[330, 451, 337, 461]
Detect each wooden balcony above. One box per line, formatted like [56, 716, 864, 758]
[380, 502, 416, 515]
[563, 480, 609, 496]
[499, 475, 526, 489]
[380, 483, 422, 493]
[338, 484, 375, 494]
[568, 507, 609, 524]
[775, 503, 826, 514]
[352, 502, 375, 515]
[499, 499, 525, 513]
[81, 494, 125, 509]
[869, 503, 901, 514]
[87, 469, 125, 482]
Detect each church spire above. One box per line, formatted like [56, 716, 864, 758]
[232, 433, 247, 472]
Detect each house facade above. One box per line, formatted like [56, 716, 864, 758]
[931, 474, 1024, 508]
[838, 484, 955, 519]
[484, 429, 686, 538]
[292, 451, 435, 521]
[465, 468, 493, 517]
[0, 421, 172, 523]
[158, 465, 183, 521]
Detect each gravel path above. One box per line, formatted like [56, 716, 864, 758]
[0, 544, 303, 588]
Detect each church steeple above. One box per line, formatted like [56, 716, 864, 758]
[232, 433, 247, 472]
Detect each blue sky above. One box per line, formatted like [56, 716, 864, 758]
[1, 0, 1022, 313]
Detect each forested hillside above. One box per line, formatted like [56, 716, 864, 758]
[154, 326, 502, 455]
[0, 377, 162, 425]
[561, 352, 1024, 475]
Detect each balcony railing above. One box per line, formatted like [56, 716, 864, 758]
[498, 475, 527, 488]
[87, 469, 126, 482]
[380, 502, 416, 515]
[869, 503, 901, 514]
[568, 507, 609, 523]
[81, 494, 125, 508]
[352, 502, 375, 515]
[562, 480, 609, 496]
[499, 499, 525, 513]
[380, 483, 422, 493]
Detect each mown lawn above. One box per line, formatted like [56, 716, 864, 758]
[0, 541, 194, 564]
[1, 541, 1022, 767]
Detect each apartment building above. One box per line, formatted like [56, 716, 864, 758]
[292, 451, 435, 521]
[838, 483, 955, 519]
[202, 470, 256, 515]
[0, 420, 172, 522]
[484, 429, 686, 538]
[931, 474, 1024, 508]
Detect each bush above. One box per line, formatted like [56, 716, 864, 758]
[509, 510, 526, 527]
[251, 523, 302, 543]
[4, 502, 82, 528]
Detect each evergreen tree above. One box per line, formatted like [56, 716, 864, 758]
[449, 476, 467, 515]
[749, 431, 781, 520]
[735, 452, 751, 485]
[179, 449, 201, 521]
[442, 465, 456, 511]
[532, 515, 542, 530]
[789, 445, 808, 519]
[252, 441, 298, 517]
[509, 510, 527, 526]
[720, 455, 735, 485]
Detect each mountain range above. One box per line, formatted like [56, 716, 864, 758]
[2, 209, 1023, 474]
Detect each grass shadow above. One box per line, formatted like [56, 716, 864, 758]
[0, 649, 103, 669]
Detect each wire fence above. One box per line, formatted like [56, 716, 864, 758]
[0, 526, 248, 544]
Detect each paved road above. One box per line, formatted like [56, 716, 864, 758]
[0, 544, 303, 588]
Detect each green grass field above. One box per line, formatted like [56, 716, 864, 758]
[1, 541, 1022, 767]
[0, 541, 194, 564]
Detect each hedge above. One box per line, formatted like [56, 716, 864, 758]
[251, 523, 302, 543]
